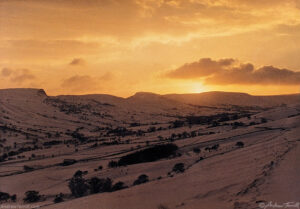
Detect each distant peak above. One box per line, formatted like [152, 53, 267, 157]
[0, 88, 47, 97]
[128, 92, 160, 98]
[37, 89, 47, 97]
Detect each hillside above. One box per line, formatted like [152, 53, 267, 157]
[0, 88, 299, 209]
[164, 91, 300, 107]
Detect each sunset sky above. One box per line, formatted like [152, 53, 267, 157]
[1, 0, 300, 97]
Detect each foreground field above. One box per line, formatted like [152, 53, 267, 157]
[0, 89, 299, 209]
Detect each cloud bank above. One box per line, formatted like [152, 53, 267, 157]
[1, 68, 35, 84]
[167, 58, 300, 85]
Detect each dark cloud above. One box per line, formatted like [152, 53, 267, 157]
[167, 58, 300, 85]
[167, 58, 235, 79]
[69, 58, 86, 66]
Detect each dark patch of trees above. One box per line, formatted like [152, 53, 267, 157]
[68, 174, 88, 197]
[0, 192, 16, 202]
[88, 177, 112, 194]
[118, 143, 178, 166]
[68, 172, 128, 199]
[23, 191, 41, 203]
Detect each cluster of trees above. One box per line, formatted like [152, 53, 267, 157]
[117, 144, 178, 166]
[0, 192, 16, 202]
[68, 171, 127, 198]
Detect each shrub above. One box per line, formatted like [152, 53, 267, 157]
[111, 181, 127, 191]
[68, 175, 88, 197]
[193, 147, 201, 154]
[172, 163, 185, 173]
[10, 194, 16, 202]
[157, 204, 169, 209]
[60, 159, 77, 166]
[236, 141, 244, 148]
[53, 193, 64, 203]
[0, 192, 10, 202]
[133, 174, 149, 185]
[23, 165, 34, 171]
[23, 191, 41, 203]
[88, 177, 112, 194]
[261, 118, 267, 123]
[211, 144, 219, 150]
[118, 144, 178, 166]
[73, 170, 83, 177]
[172, 120, 185, 128]
[108, 160, 118, 168]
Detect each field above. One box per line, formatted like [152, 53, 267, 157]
[0, 89, 299, 209]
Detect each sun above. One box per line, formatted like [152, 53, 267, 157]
[190, 82, 207, 94]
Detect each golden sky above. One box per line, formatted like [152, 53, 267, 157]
[0, 0, 300, 96]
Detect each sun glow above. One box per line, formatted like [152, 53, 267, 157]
[190, 82, 207, 94]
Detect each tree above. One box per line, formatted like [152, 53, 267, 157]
[112, 181, 127, 191]
[23, 191, 41, 203]
[236, 141, 244, 148]
[133, 174, 149, 185]
[88, 177, 112, 194]
[68, 175, 88, 197]
[172, 163, 185, 173]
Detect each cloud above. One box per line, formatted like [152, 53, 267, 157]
[1, 68, 13, 77]
[1, 68, 35, 83]
[69, 58, 86, 66]
[61, 75, 103, 93]
[167, 58, 300, 85]
[167, 58, 235, 79]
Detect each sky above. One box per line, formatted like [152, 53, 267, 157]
[0, 0, 300, 97]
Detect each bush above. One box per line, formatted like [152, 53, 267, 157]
[133, 174, 149, 185]
[60, 159, 77, 166]
[118, 144, 178, 166]
[193, 147, 201, 154]
[68, 176, 88, 197]
[0, 192, 10, 202]
[236, 141, 244, 148]
[108, 160, 118, 168]
[172, 163, 185, 173]
[111, 181, 127, 191]
[10, 194, 16, 202]
[53, 193, 64, 203]
[23, 165, 34, 171]
[261, 118, 267, 123]
[73, 170, 83, 177]
[88, 177, 112, 194]
[23, 191, 41, 203]
[157, 204, 169, 209]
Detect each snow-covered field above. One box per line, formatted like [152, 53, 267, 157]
[0, 88, 299, 209]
